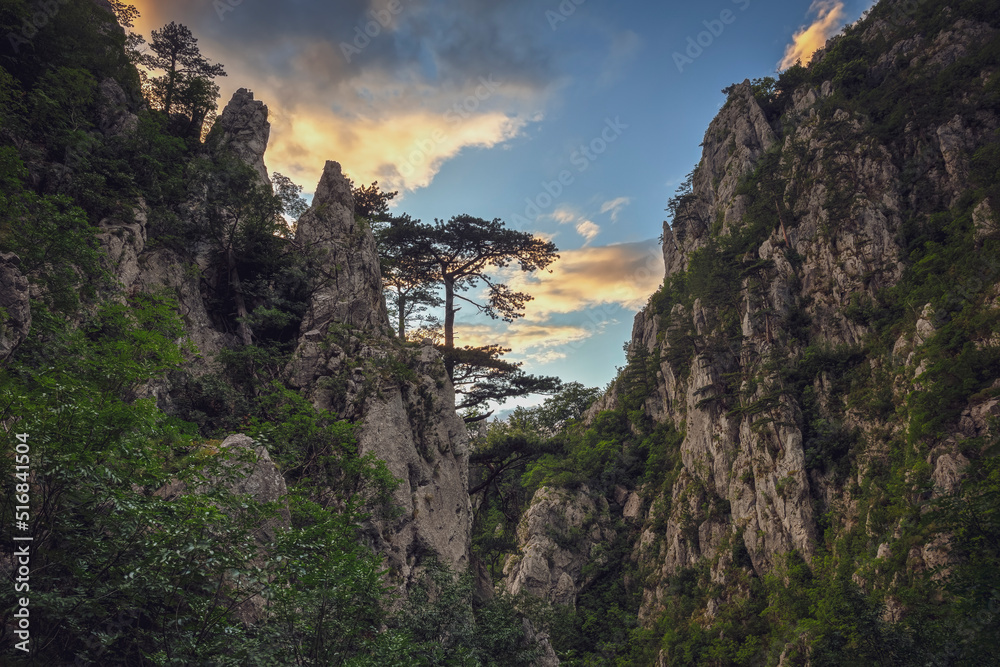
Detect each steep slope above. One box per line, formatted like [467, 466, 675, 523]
[505, 0, 1000, 663]
[286, 159, 472, 584]
[0, 4, 489, 660]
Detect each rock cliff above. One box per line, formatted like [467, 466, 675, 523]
[506, 1, 1000, 660]
[286, 160, 472, 585]
[92, 89, 474, 589]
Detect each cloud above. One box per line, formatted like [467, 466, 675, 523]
[448, 240, 663, 363]
[599, 197, 631, 223]
[266, 100, 529, 193]
[453, 321, 596, 365]
[506, 240, 664, 321]
[129, 0, 559, 194]
[575, 220, 600, 244]
[778, 1, 847, 70]
[546, 207, 600, 244]
[455, 322, 592, 351]
[550, 207, 578, 224]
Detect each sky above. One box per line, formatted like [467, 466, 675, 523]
[130, 0, 874, 407]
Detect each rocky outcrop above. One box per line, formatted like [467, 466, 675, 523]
[96, 204, 146, 291]
[663, 80, 778, 278]
[503, 486, 614, 607]
[0, 253, 31, 360]
[292, 161, 389, 335]
[154, 434, 289, 624]
[355, 340, 474, 583]
[513, 5, 1000, 637]
[97, 78, 138, 137]
[212, 88, 271, 186]
[155, 434, 290, 531]
[286, 164, 471, 586]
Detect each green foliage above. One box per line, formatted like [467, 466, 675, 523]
[249, 383, 400, 517]
[443, 344, 562, 413]
[140, 21, 226, 138]
[470, 384, 600, 579]
[544, 524, 642, 666]
[384, 564, 542, 666]
[373, 211, 561, 410]
[0, 293, 414, 665]
[0, 146, 105, 312]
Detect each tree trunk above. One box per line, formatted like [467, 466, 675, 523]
[165, 53, 178, 114]
[227, 248, 253, 346]
[444, 275, 455, 377]
[398, 292, 406, 339]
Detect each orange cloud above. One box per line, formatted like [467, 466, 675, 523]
[265, 103, 526, 194]
[123, 7, 540, 196]
[449, 241, 663, 363]
[505, 241, 664, 322]
[455, 322, 592, 354]
[778, 1, 847, 70]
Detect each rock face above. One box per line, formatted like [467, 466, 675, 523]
[353, 341, 474, 582]
[212, 88, 272, 186]
[210, 434, 291, 535]
[286, 165, 472, 585]
[507, 2, 1000, 641]
[153, 434, 289, 624]
[97, 78, 138, 136]
[292, 161, 390, 335]
[156, 434, 290, 530]
[662, 80, 778, 279]
[504, 486, 614, 607]
[87, 85, 474, 588]
[0, 253, 31, 360]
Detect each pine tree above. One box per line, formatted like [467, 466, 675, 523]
[140, 22, 225, 133]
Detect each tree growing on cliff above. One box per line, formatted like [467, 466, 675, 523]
[203, 159, 308, 351]
[140, 22, 226, 136]
[374, 214, 562, 414]
[374, 212, 444, 339]
[350, 182, 443, 338]
[401, 215, 558, 354]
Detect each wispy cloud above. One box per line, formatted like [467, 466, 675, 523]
[505, 240, 664, 321]
[778, 0, 847, 70]
[455, 322, 592, 357]
[575, 220, 600, 244]
[599, 197, 631, 223]
[546, 206, 601, 244]
[451, 241, 661, 363]
[130, 0, 559, 194]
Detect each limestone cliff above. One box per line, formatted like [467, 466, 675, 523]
[506, 1, 1000, 659]
[92, 90, 474, 588]
[286, 160, 472, 584]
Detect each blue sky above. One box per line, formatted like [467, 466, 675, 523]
[133, 0, 874, 405]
